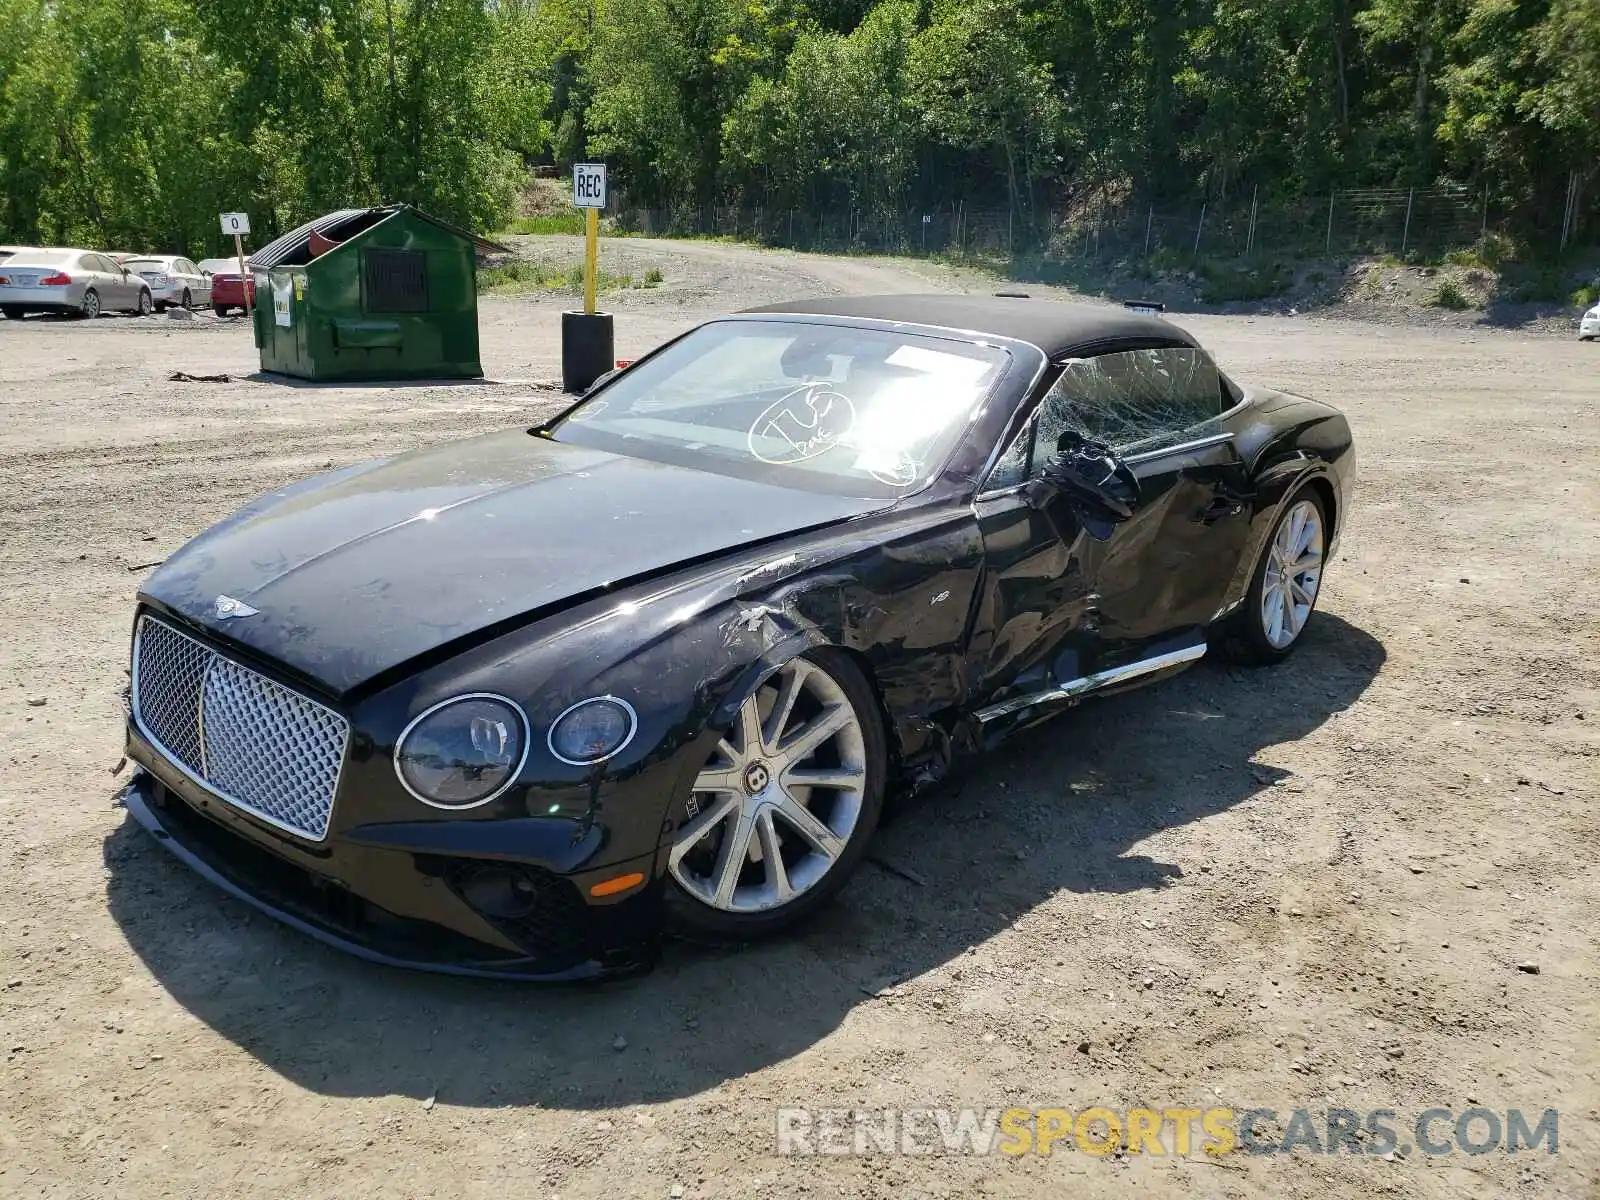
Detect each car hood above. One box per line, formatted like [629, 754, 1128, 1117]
[141, 429, 886, 694]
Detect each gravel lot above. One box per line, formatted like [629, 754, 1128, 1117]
[1, 239, 1596, 1199]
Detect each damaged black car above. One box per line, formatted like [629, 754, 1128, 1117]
[120, 294, 1354, 980]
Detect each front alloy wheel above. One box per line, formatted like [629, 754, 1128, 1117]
[136, 289, 153, 316]
[667, 650, 885, 939]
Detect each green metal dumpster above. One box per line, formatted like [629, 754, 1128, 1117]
[251, 204, 498, 381]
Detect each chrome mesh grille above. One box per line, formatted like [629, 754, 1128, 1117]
[133, 623, 209, 769]
[131, 616, 348, 841]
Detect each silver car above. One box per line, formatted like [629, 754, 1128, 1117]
[122, 255, 212, 311]
[0, 248, 154, 319]
[195, 256, 242, 276]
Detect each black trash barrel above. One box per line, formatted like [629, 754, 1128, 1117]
[562, 311, 615, 393]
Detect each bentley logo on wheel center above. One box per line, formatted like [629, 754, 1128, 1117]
[744, 761, 771, 795]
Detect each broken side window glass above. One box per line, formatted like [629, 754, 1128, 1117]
[984, 421, 1033, 490]
[1038, 348, 1225, 455]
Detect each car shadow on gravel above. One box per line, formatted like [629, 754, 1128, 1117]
[103, 610, 1383, 1111]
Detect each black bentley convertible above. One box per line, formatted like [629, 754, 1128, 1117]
[120, 294, 1353, 979]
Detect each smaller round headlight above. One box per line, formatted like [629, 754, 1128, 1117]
[395, 694, 529, 808]
[548, 696, 638, 766]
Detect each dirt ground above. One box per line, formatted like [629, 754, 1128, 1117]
[1, 238, 1596, 1200]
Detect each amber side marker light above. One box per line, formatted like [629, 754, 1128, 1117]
[590, 872, 645, 897]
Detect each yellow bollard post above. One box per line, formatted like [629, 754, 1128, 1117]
[584, 206, 599, 315]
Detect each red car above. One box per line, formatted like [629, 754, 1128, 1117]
[197, 257, 255, 316]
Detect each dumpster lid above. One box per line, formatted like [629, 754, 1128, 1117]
[248, 205, 512, 268]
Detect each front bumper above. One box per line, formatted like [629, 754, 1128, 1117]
[1580, 318, 1600, 339]
[120, 765, 663, 981]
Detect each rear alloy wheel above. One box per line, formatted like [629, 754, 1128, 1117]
[1224, 487, 1328, 664]
[666, 650, 885, 940]
[136, 289, 153, 316]
[78, 289, 101, 319]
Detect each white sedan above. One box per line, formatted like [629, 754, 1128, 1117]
[122, 255, 212, 312]
[1580, 306, 1600, 341]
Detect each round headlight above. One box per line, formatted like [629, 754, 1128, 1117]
[394, 694, 529, 808]
[547, 696, 638, 766]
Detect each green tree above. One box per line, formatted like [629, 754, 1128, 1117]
[721, 1, 917, 216]
[1355, 0, 1469, 184]
[1525, 0, 1600, 162]
[4, 0, 1599, 255]
[1437, 0, 1550, 199]
[906, 0, 1062, 213]
[586, 0, 800, 207]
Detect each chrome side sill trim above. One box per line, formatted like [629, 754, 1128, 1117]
[975, 643, 1208, 723]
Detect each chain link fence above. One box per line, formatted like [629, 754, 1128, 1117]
[612, 181, 1591, 264]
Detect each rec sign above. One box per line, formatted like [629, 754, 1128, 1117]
[574, 163, 607, 209]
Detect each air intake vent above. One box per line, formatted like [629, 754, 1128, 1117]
[363, 248, 429, 313]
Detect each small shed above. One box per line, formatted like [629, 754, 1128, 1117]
[251, 205, 507, 381]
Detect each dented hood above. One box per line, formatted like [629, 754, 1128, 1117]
[139, 429, 884, 694]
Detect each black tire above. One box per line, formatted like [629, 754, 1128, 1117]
[136, 289, 153, 316]
[664, 647, 888, 943]
[154, 301, 168, 313]
[1, 305, 24, 320]
[76, 289, 100, 319]
[1217, 484, 1330, 665]
[180, 288, 191, 309]
[213, 304, 230, 317]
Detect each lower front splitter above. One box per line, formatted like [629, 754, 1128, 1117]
[119, 769, 653, 982]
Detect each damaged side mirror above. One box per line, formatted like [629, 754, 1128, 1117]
[1027, 431, 1140, 541]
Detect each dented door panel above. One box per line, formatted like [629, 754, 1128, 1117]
[968, 491, 1102, 705]
[1089, 439, 1254, 667]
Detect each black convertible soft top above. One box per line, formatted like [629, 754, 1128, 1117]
[744, 293, 1197, 359]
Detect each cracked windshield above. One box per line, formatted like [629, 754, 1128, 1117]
[551, 320, 1009, 496]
